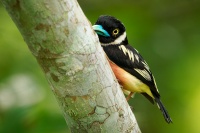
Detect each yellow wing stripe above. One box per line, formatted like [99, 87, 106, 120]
[134, 68, 152, 81]
[119, 45, 134, 62]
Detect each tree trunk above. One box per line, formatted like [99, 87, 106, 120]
[1, 0, 141, 132]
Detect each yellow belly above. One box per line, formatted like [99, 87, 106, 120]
[108, 59, 154, 98]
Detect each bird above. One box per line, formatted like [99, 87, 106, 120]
[92, 15, 172, 123]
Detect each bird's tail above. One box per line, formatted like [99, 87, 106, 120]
[155, 97, 173, 123]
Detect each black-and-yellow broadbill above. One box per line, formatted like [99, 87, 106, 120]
[92, 15, 172, 123]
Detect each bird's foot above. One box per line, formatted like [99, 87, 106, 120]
[126, 92, 134, 101]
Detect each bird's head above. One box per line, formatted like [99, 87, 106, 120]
[93, 15, 128, 45]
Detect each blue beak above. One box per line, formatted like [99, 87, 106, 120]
[92, 25, 110, 37]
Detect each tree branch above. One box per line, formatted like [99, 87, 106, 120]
[2, 0, 141, 132]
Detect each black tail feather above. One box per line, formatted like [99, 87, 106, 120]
[142, 93, 154, 104]
[155, 97, 173, 124]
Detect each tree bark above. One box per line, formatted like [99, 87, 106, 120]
[1, 0, 141, 132]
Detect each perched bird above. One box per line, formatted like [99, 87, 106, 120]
[92, 15, 172, 123]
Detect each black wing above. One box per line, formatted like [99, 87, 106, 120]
[103, 44, 160, 98]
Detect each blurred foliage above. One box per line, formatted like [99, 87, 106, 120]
[0, 0, 200, 133]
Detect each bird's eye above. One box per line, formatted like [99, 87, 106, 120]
[112, 28, 119, 36]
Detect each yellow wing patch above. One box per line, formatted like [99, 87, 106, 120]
[152, 75, 159, 92]
[141, 61, 150, 71]
[134, 68, 152, 81]
[118, 45, 134, 62]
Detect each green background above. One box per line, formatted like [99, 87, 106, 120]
[0, 0, 200, 133]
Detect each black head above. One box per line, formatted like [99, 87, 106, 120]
[93, 15, 128, 45]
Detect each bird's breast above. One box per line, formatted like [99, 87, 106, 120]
[108, 59, 153, 98]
